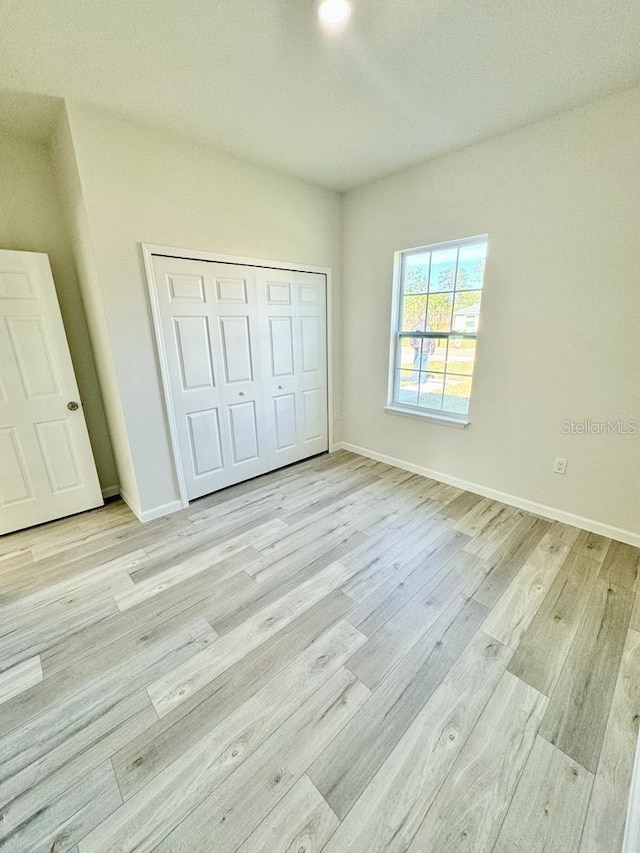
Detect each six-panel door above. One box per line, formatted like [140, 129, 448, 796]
[0, 250, 103, 534]
[151, 255, 329, 501]
[153, 257, 270, 500]
[258, 269, 328, 469]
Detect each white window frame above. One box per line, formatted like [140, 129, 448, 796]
[386, 234, 488, 427]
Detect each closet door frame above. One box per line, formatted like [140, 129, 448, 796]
[141, 243, 335, 509]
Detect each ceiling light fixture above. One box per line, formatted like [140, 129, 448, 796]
[316, 0, 352, 27]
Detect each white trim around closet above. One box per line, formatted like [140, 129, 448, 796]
[141, 243, 335, 510]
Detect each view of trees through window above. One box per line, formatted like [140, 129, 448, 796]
[392, 238, 488, 417]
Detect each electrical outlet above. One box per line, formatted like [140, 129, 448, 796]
[553, 457, 568, 475]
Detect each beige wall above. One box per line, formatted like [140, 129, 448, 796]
[342, 86, 640, 537]
[63, 102, 343, 516]
[51, 110, 139, 507]
[0, 130, 117, 491]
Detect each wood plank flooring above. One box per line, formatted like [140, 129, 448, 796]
[0, 450, 638, 853]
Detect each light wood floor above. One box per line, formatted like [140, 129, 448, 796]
[1, 450, 639, 853]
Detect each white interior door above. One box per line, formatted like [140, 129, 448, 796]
[152, 256, 270, 500]
[150, 255, 329, 502]
[258, 269, 329, 468]
[0, 250, 103, 534]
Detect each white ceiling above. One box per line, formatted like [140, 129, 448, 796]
[0, 0, 639, 190]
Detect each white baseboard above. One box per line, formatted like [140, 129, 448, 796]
[336, 442, 640, 547]
[118, 487, 142, 521]
[138, 499, 185, 524]
[101, 485, 119, 499]
[623, 735, 640, 853]
[119, 488, 184, 524]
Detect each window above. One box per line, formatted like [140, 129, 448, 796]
[389, 235, 488, 421]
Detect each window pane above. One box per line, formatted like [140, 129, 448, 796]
[452, 291, 481, 334]
[426, 336, 447, 373]
[401, 294, 427, 332]
[407, 337, 437, 373]
[392, 235, 488, 419]
[445, 337, 476, 376]
[418, 371, 430, 394]
[403, 252, 430, 294]
[417, 372, 445, 410]
[429, 247, 457, 292]
[456, 242, 487, 291]
[426, 292, 454, 331]
[398, 337, 416, 370]
[396, 369, 419, 405]
[443, 374, 472, 414]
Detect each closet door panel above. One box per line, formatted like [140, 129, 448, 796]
[214, 265, 268, 485]
[186, 408, 224, 475]
[258, 269, 328, 468]
[219, 316, 254, 383]
[228, 400, 260, 464]
[152, 256, 268, 500]
[173, 316, 216, 391]
[268, 317, 295, 378]
[295, 274, 328, 458]
[302, 388, 324, 441]
[300, 316, 322, 374]
[273, 392, 297, 450]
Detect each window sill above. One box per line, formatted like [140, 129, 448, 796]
[384, 405, 470, 429]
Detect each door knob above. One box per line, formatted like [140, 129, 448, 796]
[238, 391, 246, 396]
[67, 401, 79, 411]
[278, 385, 283, 390]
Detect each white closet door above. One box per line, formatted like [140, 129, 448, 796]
[258, 270, 329, 468]
[152, 256, 269, 500]
[0, 250, 103, 534]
